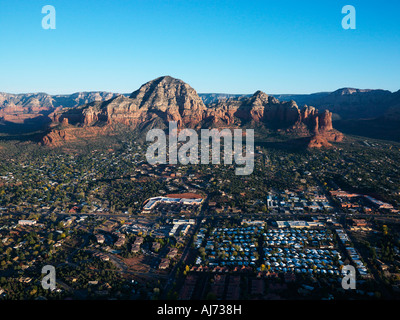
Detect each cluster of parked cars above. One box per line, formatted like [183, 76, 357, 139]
[263, 228, 333, 248]
[260, 227, 346, 276]
[263, 245, 343, 275]
[198, 225, 263, 267]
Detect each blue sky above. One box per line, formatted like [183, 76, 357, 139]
[0, 0, 399, 94]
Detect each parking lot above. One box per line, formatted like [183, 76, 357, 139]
[194, 220, 348, 278]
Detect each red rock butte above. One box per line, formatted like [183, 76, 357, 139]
[40, 76, 343, 148]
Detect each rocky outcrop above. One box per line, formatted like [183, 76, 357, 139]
[49, 77, 208, 130]
[41, 126, 113, 147]
[307, 134, 333, 149]
[204, 90, 342, 146]
[41, 129, 71, 147]
[129, 76, 207, 128]
[41, 76, 342, 148]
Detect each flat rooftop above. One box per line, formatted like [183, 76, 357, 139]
[143, 194, 204, 211]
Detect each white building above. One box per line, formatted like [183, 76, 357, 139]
[18, 220, 37, 226]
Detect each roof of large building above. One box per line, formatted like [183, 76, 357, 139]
[143, 194, 204, 210]
[165, 193, 204, 199]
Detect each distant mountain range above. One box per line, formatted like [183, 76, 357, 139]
[201, 88, 400, 120]
[0, 91, 120, 121]
[0, 91, 121, 134]
[1, 77, 399, 145]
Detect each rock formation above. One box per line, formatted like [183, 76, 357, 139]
[40, 76, 342, 148]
